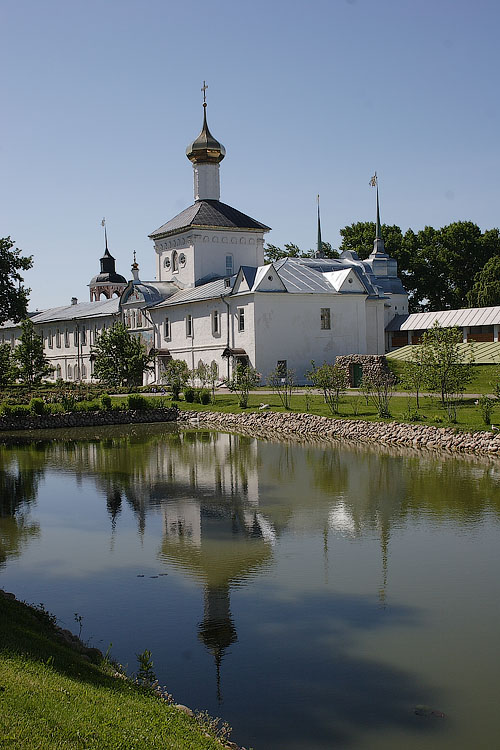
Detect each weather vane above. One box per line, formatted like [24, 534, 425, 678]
[201, 80, 208, 107]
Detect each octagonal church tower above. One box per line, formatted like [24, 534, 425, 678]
[149, 96, 270, 288]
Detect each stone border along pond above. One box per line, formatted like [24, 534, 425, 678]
[179, 410, 500, 457]
[1, 405, 500, 456]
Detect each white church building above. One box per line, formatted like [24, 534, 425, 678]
[1, 99, 408, 385]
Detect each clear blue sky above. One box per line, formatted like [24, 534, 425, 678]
[2, 0, 499, 310]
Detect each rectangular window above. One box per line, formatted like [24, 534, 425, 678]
[320, 308, 331, 330]
[56, 329, 61, 348]
[74, 329, 79, 347]
[225, 254, 233, 276]
[186, 314, 193, 338]
[81, 327, 87, 345]
[237, 308, 245, 333]
[164, 318, 170, 340]
[212, 310, 220, 336]
[137, 310, 143, 328]
[48, 329, 53, 349]
[64, 329, 70, 347]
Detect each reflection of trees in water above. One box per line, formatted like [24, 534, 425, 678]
[0, 448, 43, 567]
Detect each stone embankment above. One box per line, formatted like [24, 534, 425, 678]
[179, 410, 500, 456]
[0, 407, 179, 432]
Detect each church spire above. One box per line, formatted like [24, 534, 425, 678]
[370, 173, 387, 255]
[316, 194, 324, 258]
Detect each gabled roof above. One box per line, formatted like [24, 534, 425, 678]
[149, 200, 270, 238]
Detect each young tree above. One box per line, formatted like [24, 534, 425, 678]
[305, 361, 348, 415]
[92, 323, 153, 389]
[419, 322, 473, 407]
[13, 318, 53, 386]
[208, 361, 220, 403]
[224, 362, 260, 407]
[0, 343, 15, 387]
[360, 371, 395, 418]
[161, 359, 190, 399]
[267, 365, 295, 409]
[399, 348, 426, 409]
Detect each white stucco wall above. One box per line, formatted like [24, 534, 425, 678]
[253, 292, 376, 383]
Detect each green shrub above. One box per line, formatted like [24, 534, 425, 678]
[127, 394, 149, 410]
[29, 398, 47, 415]
[1, 403, 29, 416]
[101, 394, 112, 410]
[200, 389, 210, 405]
[184, 387, 195, 403]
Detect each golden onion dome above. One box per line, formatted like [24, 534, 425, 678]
[186, 105, 226, 165]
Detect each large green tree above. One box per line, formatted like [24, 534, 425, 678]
[92, 323, 153, 388]
[13, 318, 53, 386]
[467, 255, 500, 307]
[0, 237, 33, 325]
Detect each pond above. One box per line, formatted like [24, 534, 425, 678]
[1, 424, 500, 750]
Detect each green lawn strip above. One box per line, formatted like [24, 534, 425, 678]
[0, 596, 225, 750]
[387, 361, 498, 394]
[177, 393, 497, 432]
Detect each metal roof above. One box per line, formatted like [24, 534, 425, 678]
[274, 258, 334, 293]
[386, 306, 500, 332]
[149, 200, 270, 238]
[29, 298, 120, 324]
[387, 341, 500, 365]
[152, 276, 234, 308]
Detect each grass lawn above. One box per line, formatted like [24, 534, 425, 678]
[387, 361, 499, 395]
[172, 391, 498, 432]
[0, 595, 227, 750]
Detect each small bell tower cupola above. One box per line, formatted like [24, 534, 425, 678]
[186, 81, 226, 202]
[89, 219, 127, 301]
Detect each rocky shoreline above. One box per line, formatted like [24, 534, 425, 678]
[1, 404, 500, 457]
[178, 409, 500, 456]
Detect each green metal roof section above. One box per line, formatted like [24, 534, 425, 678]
[387, 341, 500, 364]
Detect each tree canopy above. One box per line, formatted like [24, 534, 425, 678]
[0, 237, 33, 325]
[92, 323, 154, 388]
[467, 255, 500, 308]
[263, 241, 338, 263]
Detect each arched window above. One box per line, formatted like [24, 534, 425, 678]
[74, 365, 80, 381]
[172, 251, 179, 272]
[67, 365, 73, 380]
[81, 364, 87, 379]
[56, 364, 62, 379]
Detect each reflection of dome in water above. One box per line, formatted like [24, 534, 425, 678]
[328, 502, 356, 535]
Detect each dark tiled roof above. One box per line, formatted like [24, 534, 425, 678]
[149, 200, 270, 238]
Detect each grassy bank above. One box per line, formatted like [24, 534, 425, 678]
[175, 392, 499, 432]
[0, 593, 228, 750]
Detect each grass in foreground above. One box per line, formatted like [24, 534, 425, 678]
[0, 595, 225, 750]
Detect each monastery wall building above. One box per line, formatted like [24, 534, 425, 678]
[1, 100, 408, 385]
